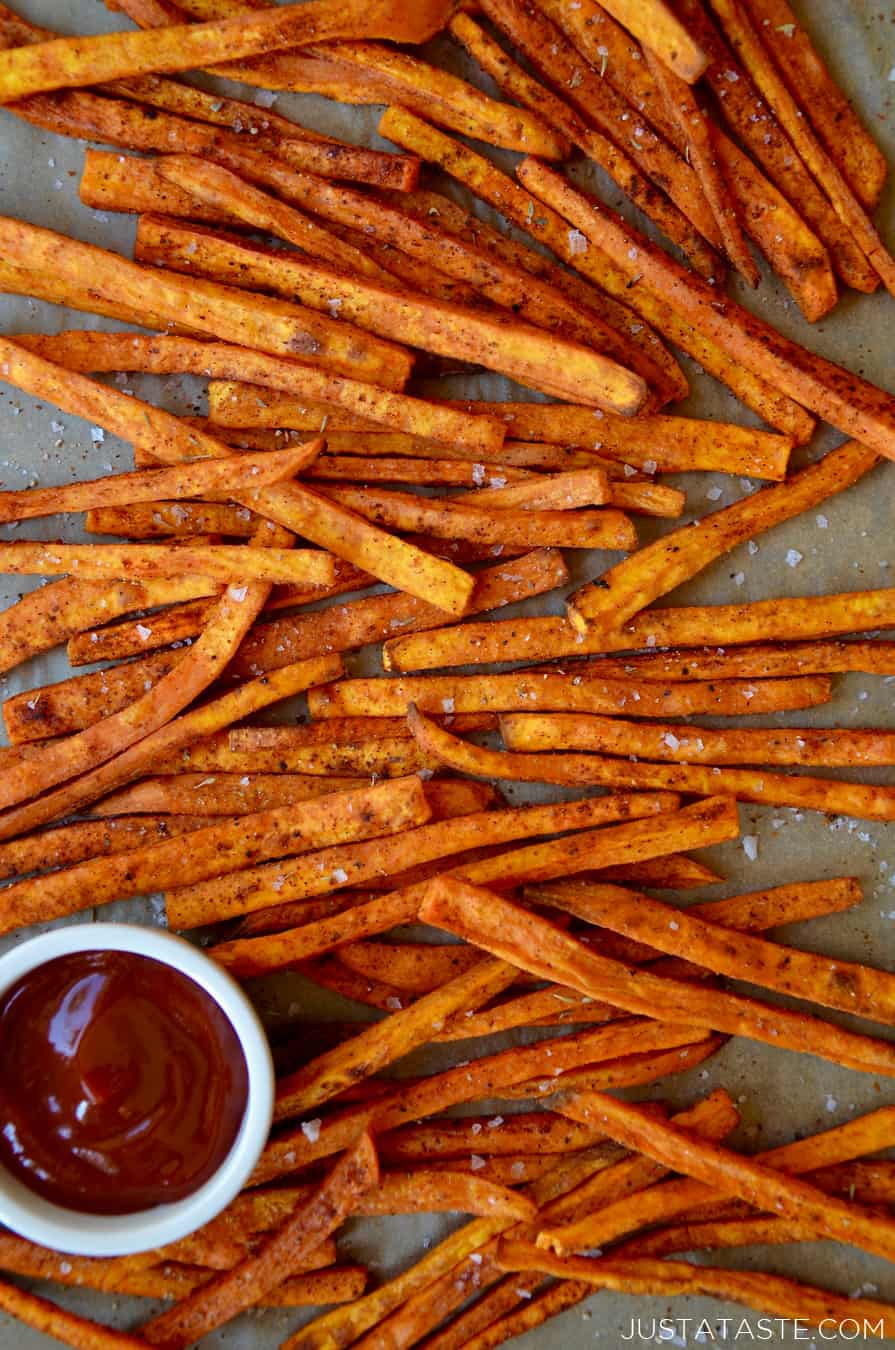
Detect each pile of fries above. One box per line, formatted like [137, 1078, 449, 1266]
[0, 0, 893, 1344]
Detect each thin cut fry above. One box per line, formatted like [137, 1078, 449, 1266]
[309, 671, 831, 719]
[0, 655, 342, 842]
[135, 216, 647, 414]
[419, 878, 895, 1078]
[378, 106, 815, 442]
[599, 0, 709, 80]
[4, 651, 183, 743]
[0, 0, 453, 101]
[522, 639, 895, 683]
[518, 159, 895, 455]
[140, 1133, 379, 1349]
[169, 790, 678, 930]
[0, 541, 335, 586]
[0, 1278, 152, 1350]
[0, 815, 213, 882]
[565, 437, 878, 634]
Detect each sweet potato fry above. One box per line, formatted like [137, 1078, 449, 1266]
[169, 790, 678, 929]
[234, 1172, 534, 1226]
[741, 0, 886, 208]
[420, 879, 895, 1078]
[464, 469, 610, 511]
[0, 777, 428, 938]
[308, 455, 533, 491]
[119, 1266, 368, 1306]
[497, 1243, 895, 1340]
[140, 1133, 379, 1349]
[451, 10, 722, 280]
[525, 638, 895, 683]
[20, 326, 505, 452]
[0, 574, 218, 677]
[384, 588, 895, 671]
[378, 106, 814, 442]
[0, 438, 316, 523]
[497, 717, 895, 821]
[0, 222, 410, 389]
[0, 1278, 152, 1350]
[0, 540, 334, 587]
[314, 485, 636, 551]
[601, 0, 709, 80]
[538, 881, 895, 1025]
[135, 217, 646, 414]
[160, 735, 440, 779]
[4, 651, 185, 743]
[566, 437, 878, 634]
[710, 0, 895, 294]
[0, 334, 473, 615]
[0, 654, 342, 843]
[503, 711, 895, 768]
[275, 959, 516, 1122]
[520, 158, 895, 452]
[0, 0, 452, 100]
[86, 501, 279, 540]
[0, 815, 213, 882]
[210, 796, 738, 978]
[554, 1092, 895, 1263]
[310, 671, 830, 719]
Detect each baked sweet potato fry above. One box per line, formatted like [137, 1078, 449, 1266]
[524, 639, 895, 683]
[0, 777, 428, 938]
[384, 589, 895, 671]
[139, 1133, 379, 1349]
[496, 1244, 895, 1340]
[0, 0, 453, 101]
[0, 1278, 153, 1350]
[210, 796, 738, 977]
[601, 0, 709, 80]
[168, 790, 678, 929]
[0, 541, 334, 587]
[0, 334, 474, 614]
[0, 815, 214, 882]
[0, 654, 341, 843]
[310, 671, 830, 719]
[420, 879, 895, 1078]
[20, 327, 505, 452]
[378, 106, 814, 442]
[135, 216, 647, 413]
[519, 159, 895, 454]
[4, 651, 185, 743]
[741, 0, 886, 209]
[566, 437, 878, 635]
[498, 717, 895, 820]
[710, 0, 895, 295]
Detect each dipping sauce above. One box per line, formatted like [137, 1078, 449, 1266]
[0, 950, 249, 1214]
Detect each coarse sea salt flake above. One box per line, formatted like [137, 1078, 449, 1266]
[743, 834, 759, 861]
[301, 1118, 322, 1142]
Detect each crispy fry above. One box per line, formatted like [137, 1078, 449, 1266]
[384, 589, 895, 670]
[464, 468, 610, 511]
[121, 1266, 367, 1306]
[600, 0, 708, 80]
[0, 815, 213, 882]
[0, 0, 452, 101]
[0, 574, 218, 677]
[496, 1244, 895, 1340]
[498, 716, 895, 820]
[0, 655, 342, 842]
[378, 106, 814, 441]
[552, 1093, 895, 1263]
[0, 222, 410, 388]
[0, 333, 473, 614]
[590, 855, 722, 888]
[231, 1172, 534, 1226]
[452, 9, 722, 279]
[710, 0, 895, 294]
[524, 639, 895, 683]
[210, 796, 737, 978]
[307, 454, 534, 490]
[0, 1278, 152, 1350]
[4, 651, 184, 743]
[310, 671, 830, 719]
[21, 325, 504, 451]
[275, 959, 516, 1122]
[156, 735, 438, 778]
[135, 216, 646, 413]
[313, 485, 636, 551]
[520, 158, 895, 452]
[741, 0, 886, 208]
[140, 1133, 379, 1349]
[503, 711, 895, 768]
[170, 790, 678, 930]
[420, 878, 895, 1077]
[644, 48, 758, 284]
[0, 777, 428, 938]
[0, 437, 316, 523]
[227, 548, 569, 679]
[0, 540, 334, 587]
[566, 438, 878, 635]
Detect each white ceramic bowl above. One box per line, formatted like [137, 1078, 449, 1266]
[0, 923, 274, 1256]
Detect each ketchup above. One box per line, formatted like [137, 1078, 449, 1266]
[0, 950, 249, 1214]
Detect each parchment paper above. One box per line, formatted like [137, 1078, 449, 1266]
[1, 1, 895, 1344]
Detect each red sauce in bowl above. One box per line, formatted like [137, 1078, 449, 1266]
[0, 949, 249, 1214]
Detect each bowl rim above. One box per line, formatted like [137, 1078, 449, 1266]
[0, 922, 274, 1256]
